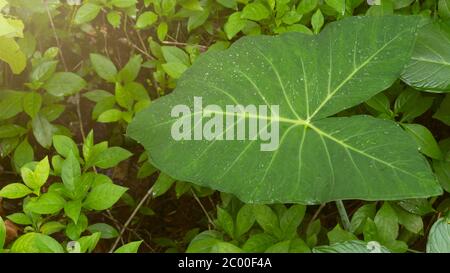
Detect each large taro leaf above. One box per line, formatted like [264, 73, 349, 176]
[129, 16, 442, 204]
[401, 20, 450, 92]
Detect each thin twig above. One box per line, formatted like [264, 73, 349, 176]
[75, 93, 86, 141]
[45, 2, 68, 71]
[190, 189, 216, 229]
[103, 211, 155, 252]
[109, 186, 154, 252]
[307, 203, 326, 229]
[161, 40, 208, 50]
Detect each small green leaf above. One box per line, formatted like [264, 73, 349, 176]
[83, 183, 127, 210]
[107, 11, 121, 28]
[110, 0, 137, 8]
[21, 156, 50, 190]
[253, 205, 281, 238]
[90, 54, 118, 83]
[115, 83, 133, 109]
[241, 2, 270, 21]
[97, 109, 123, 123]
[119, 54, 142, 83]
[30, 60, 57, 83]
[392, 205, 423, 234]
[7, 213, 32, 225]
[25, 192, 65, 214]
[92, 97, 116, 120]
[311, 9, 324, 34]
[365, 93, 391, 115]
[87, 223, 119, 239]
[78, 232, 101, 253]
[43, 72, 86, 97]
[114, 241, 142, 253]
[90, 146, 132, 169]
[216, 207, 234, 238]
[325, 0, 346, 15]
[61, 152, 81, 193]
[161, 62, 188, 79]
[23, 92, 42, 118]
[188, 10, 209, 32]
[40, 221, 65, 235]
[136, 11, 158, 29]
[32, 114, 56, 149]
[242, 233, 277, 252]
[280, 204, 306, 239]
[152, 172, 175, 198]
[66, 213, 88, 240]
[53, 135, 79, 158]
[235, 204, 255, 238]
[11, 233, 64, 253]
[74, 3, 101, 24]
[186, 231, 223, 253]
[0, 183, 32, 199]
[161, 46, 190, 66]
[64, 200, 82, 224]
[327, 225, 357, 244]
[13, 138, 34, 170]
[224, 12, 247, 39]
[350, 203, 376, 234]
[402, 123, 442, 160]
[374, 202, 398, 244]
[82, 130, 94, 163]
[297, 0, 318, 14]
[0, 90, 24, 120]
[83, 90, 114, 102]
[0, 124, 26, 138]
[157, 22, 168, 41]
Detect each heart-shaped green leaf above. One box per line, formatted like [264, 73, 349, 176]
[402, 21, 450, 92]
[129, 16, 442, 204]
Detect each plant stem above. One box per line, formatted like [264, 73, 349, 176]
[109, 186, 154, 253]
[335, 200, 351, 231]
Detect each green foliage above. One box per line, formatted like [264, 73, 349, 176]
[0, 0, 449, 254]
[129, 16, 442, 203]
